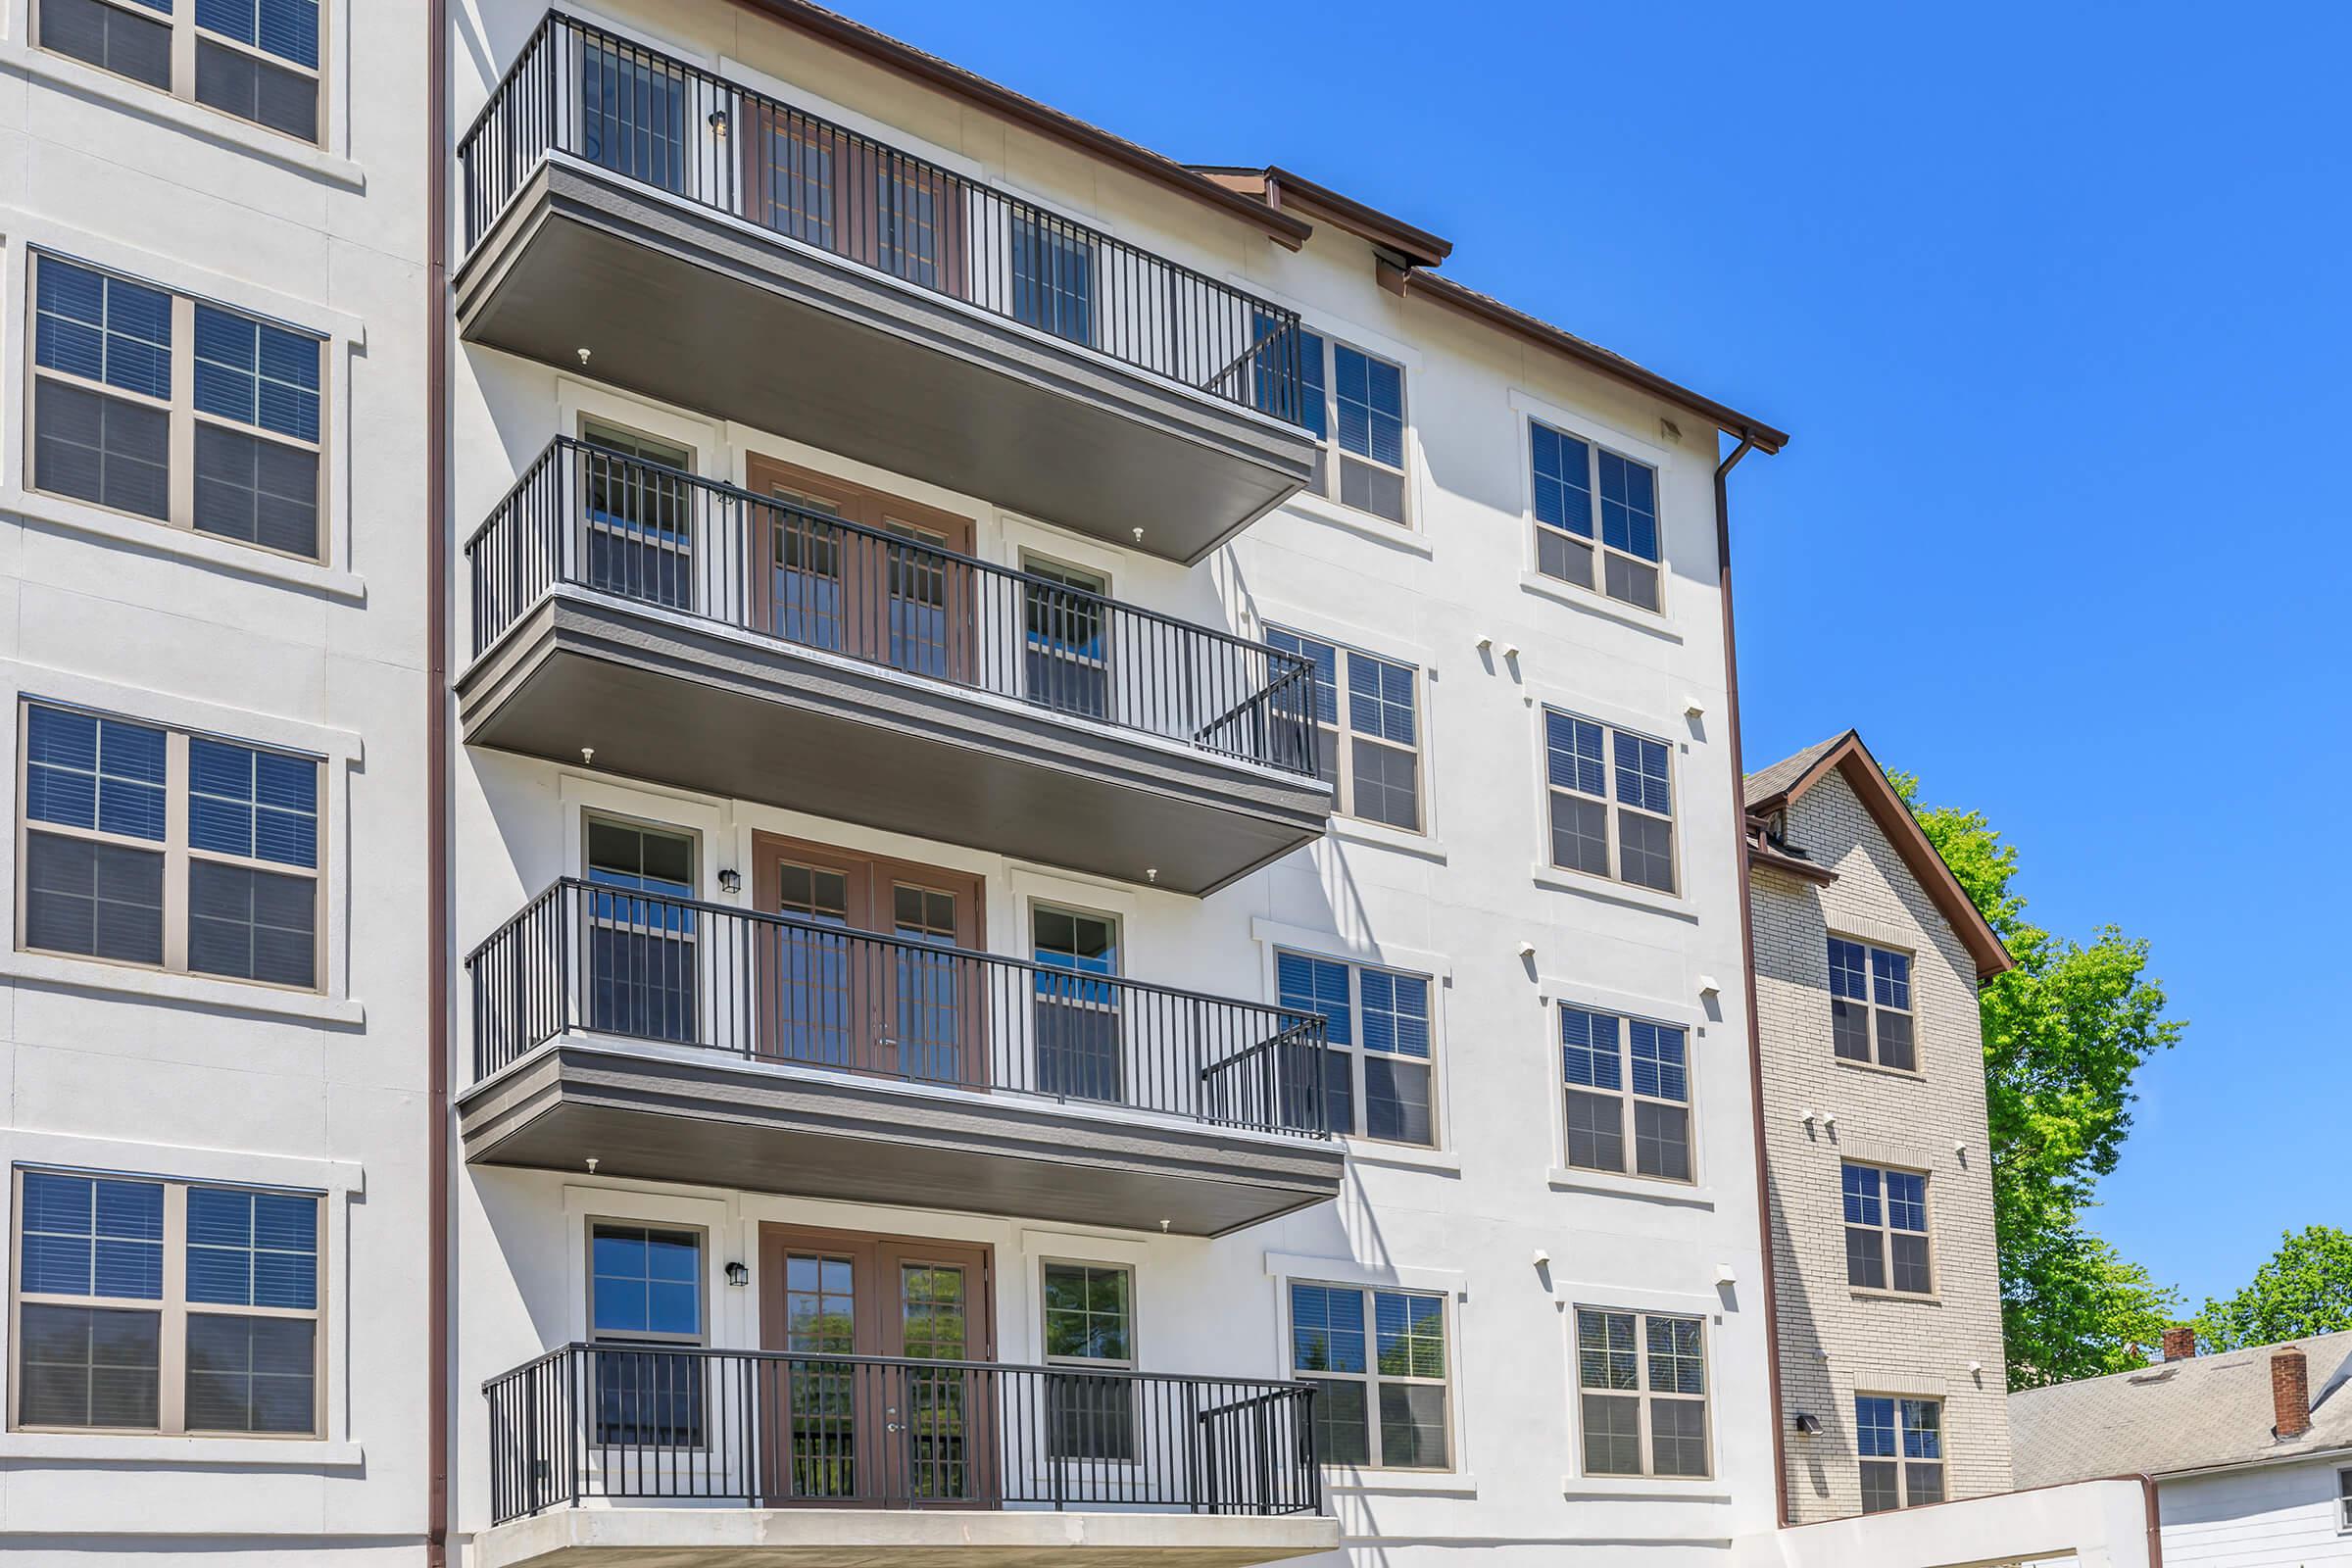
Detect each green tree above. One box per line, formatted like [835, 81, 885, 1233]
[2195, 1226, 2352, 1351]
[1891, 776, 2185, 1389]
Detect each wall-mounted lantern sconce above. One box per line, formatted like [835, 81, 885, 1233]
[724, 1261, 751, 1288]
[718, 868, 742, 896]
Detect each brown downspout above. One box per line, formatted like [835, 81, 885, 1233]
[424, 0, 452, 1561]
[1715, 429, 1788, 1527]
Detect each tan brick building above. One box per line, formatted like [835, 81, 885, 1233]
[1743, 733, 2015, 1523]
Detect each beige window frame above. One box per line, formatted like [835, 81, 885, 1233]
[24, 251, 330, 564]
[1265, 625, 1424, 834]
[15, 699, 327, 994]
[1843, 1161, 1936, 1297]
[1857, 1394, 1943, 1512]
[1297, 330, 1410, 526]
[9, 1168, 324, 1438]
[1040, 1258, 1134, 1372]
[1544, 708, 1678, 895]
[1557, 1004, 1693, 1185]
[1288, 1280, 1450, 1472]
[1829, 936, 1916, 1072]
[30, 0, 327, 146]
[1574, 1306, 1711, 1480]
[1529, 417, 1666, 613]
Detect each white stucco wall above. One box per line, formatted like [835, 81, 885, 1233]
[446, 4, 1775, 1565]
[0, 0, 430, 1560]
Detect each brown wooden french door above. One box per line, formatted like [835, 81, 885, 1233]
[750, 832, 989, 1089]
[757, 1225, 997, 1507]
[739, 112, 967, 296]
[744, 456, 978, 686]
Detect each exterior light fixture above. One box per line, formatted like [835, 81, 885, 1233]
[708, 109, 729, 139]
[718, 868, 742, 896]
[724, 1260, 750, 1287]
[1792, 1412, 1822, 1437]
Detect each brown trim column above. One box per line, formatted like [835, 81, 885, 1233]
[425, 0, 452, 1559]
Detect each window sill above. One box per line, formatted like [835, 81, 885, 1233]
[3, 43, 367, 189]
[1347, 1141, 1460, 1176]
[0, 1431, 364, 1467]
[8, 488, 367, 602]
[1546, 1167, 1715, 1209]
[1518, 572, 1685, 643]
[2, 950, 364, 1026]
[1530, 864, 1695, 922]
[1558, 1476, 1731, 1503]
[1325, 1470, 1478, 1496]
[1836, 1056, 1929, 1083]
[1331, 819, 1446, 863]
[1280, 492, 1434, 558]
[1850, 1288, 1941, 1306]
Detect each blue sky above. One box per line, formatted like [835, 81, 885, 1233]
[849, 0, 2352, 1305]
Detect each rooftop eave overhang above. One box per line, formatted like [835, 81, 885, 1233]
[1191, 166, 1451, 270]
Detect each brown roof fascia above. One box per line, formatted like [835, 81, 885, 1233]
[1380, 262, 1789, 452]
[1194, 165, 1451, 270]
[1747, 732, 2014, 981]
[732, 1, 1313, 249]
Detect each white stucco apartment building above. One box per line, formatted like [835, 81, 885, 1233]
[0, 0, 432, 1561]
[0, 3, 2167, 1566]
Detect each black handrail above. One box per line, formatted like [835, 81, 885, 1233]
[459, 12, 1306, 418]
[466, 436, 1322, 780]
[483, 1343, 1322, 1524]
[467, 880, 1333, 1140]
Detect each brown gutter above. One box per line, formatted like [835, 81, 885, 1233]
[1714, 430, 1788, 1527]
[1382, 261, 1788, 452]
[1192, 165, 1451, 269]
[733, 0, 1311, 249]
[424, 0, 452, 1558]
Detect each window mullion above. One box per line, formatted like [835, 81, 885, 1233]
[167, 294, 196, 529]
[164, 729, 190, 972]
[161, 1182, 188, 1434]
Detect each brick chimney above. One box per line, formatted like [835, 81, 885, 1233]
[2271, 1347, 2312, 1440]
[2161, 1326, 2197, 1362]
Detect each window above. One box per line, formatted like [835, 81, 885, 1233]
[579, 421, 695, 612]
[584, 817, 697, 1043]
[1575, 1307, 1709, 1478]
[38, 0, 322, 142]
[2337, 1466, 2350, 1532]
[1829, 939, 1915, 1071]
[1843, 1163, 1932, 1295]
[1531, 421, 1663, 612]
[1264, 627, 1421, 831]
[1042, 1261, 1133, 1460]
[580, 38, 686, 193]
[1559, 1005, 1692, 1183]
[1277, 330, 1408, 523]
[1289, 1282, 1447, 1470]
[1544, 710, 1676, 893]
[1856, 1396, 1942, 1511]
[1021, 558, 1109, 720]
[1032, 905, 1121, 1102]
[1275, 951, 1434, 1147]
[1011, 216, 1094, 346]
[29, 254, 326, 562]
[20, 701, 322, 990]
[13, 1167, 321, 1436]
[588, 1222, 704, 1447]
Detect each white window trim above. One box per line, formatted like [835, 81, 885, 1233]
[1250, 918, 1453, 1161]
[1856, 1392, 1944, 1511]
[2335, 1465, 2350, 1533]
[12, 0, 352, 163]
[1510, 392, 1676, 616]
[0, 222, 364, 599]
[1549, 999, 1700, 1190]
[1255, 616, 1433, 839]
[0, 665, 359, 1021]
[1261, 1252, 1471, 1490]
[1568, 1302, 1715, 1483]
[0, 1130, 358, 1465]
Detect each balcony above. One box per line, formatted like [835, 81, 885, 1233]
[460, 439, 1330, 896]
[456, 13, 1319, 563]
[460, 882, 1345, 1235]
[478, 1346, 1334, 1568]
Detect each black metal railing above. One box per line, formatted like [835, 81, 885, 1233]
[460, 13, 1306, 418]
[485, 1344, 1321, 1525]
[468, 880, 1332, 1138]
[467, 437, 1321, 779]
